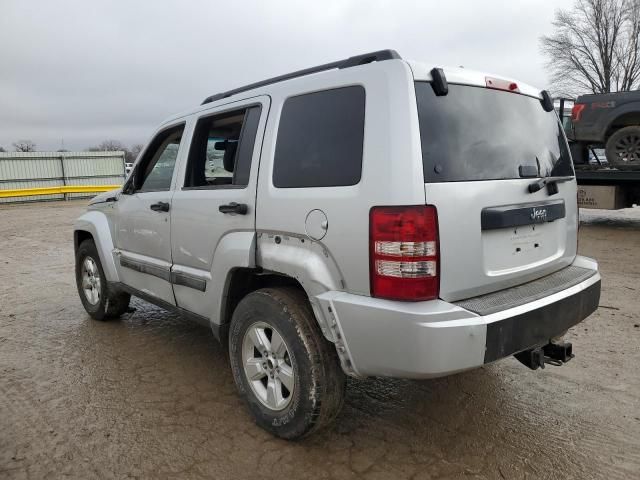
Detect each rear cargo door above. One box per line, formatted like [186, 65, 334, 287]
[415, 82, 578, 302]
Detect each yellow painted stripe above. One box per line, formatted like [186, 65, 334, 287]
[0, 185, 121, 198]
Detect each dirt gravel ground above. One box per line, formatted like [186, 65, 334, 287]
[1, 200, 639, 480]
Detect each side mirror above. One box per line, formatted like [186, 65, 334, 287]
[122, 168, 136, 194]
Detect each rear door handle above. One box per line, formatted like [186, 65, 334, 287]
[218, 202, 248, 215]
[150, 201, 170, 212]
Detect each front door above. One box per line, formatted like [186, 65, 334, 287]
[170, 98, 268, 319]
[115, 123, 186, 305]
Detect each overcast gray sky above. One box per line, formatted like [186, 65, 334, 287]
[0, 0, 570, 152]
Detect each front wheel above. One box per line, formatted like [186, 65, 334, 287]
[229, 287, 346, 439]
[75, 239, 130, 321]
[605, 126, 640, 170]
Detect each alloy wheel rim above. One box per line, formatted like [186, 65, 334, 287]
[241, 321, 295, 411]
[81, 256, 101, 305]
[614, 134, 640, 165]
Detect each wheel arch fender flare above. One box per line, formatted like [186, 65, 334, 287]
[73, 210, 119, 283]
[208, 230, 257, 324]
[208, 232, 356, 376]
[252, 232, 347, 342]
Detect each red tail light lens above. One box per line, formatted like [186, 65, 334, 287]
[571, 103, 586, 121]
[370, 205, 439, 301]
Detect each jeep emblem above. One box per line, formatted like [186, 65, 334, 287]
[531, 207, 547, 222]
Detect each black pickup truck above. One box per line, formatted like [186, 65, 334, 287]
[568, 90, 640, 170]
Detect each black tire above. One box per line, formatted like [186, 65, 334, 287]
[75, 239, 130, 321]
[228, 287, 346, 439]
[605, 126, 640, 170]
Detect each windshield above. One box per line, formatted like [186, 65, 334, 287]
[415, 82, 574, 182]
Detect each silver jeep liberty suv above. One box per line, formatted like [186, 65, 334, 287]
[74, 50, 601, 439]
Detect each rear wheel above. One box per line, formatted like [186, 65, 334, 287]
[605, 126, 640, 170]
[228, 287, 346, 439]
[75, 239, 130, 320]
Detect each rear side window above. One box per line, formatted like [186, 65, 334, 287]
[184, 106, 261, 189]
[415, 82, 573, 182]
[273, 86, 365, 188]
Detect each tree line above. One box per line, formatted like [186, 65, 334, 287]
[541, 0, 640, 96]
[0, 139, 144, 163]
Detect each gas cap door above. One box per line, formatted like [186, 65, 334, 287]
[305, 209, 328, 241]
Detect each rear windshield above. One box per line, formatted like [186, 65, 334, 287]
[415, 82, 573, 182]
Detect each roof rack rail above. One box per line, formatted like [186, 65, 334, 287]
[201, 49, 401, 105]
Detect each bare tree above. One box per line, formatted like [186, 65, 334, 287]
[614, 0, 640, 90]
[126, 143, 144, 163]
[88, 140, 144, 162]
[0, 146, 6, 152]
[13, 140, 36, 152]
[541, 0, 640, 96]
[96, 139, 126, 151]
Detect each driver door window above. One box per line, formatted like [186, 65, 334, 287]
[134, 125, 184, 192]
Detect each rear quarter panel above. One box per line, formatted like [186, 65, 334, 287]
[255, 60, 427, 296]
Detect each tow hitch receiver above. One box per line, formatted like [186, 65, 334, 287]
[543, 342, 574, 363]
[514, 342, 575, 370]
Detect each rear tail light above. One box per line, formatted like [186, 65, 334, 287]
[370, 205, 439, 301]
[485, 76, 520, 93]
[571, 103, 586, 122]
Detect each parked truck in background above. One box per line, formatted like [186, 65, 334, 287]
[556, 90, 640, 210]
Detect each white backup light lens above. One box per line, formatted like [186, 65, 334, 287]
[374, 241, 436, 257]
[375, 260, 437, 278]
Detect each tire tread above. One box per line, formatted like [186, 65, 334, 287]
[76, 239, 130, 320]
[229, 287, 345, 439]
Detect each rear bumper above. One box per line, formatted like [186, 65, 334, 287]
[484, 279, 599, 362]
[315, 256, 601, 378]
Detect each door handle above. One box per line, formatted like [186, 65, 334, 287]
[150, 201, 170, 212]
[218, 202, 248, 215]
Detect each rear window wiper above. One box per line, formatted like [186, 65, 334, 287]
[528, 175, 574, 193]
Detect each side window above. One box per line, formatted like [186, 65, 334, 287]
[184, 106, 262, 189]
[135, 125, 184, 192]
[273, 86, 365, 188]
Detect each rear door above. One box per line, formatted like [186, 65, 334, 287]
[415, 82, 577, 302]
[169, 97, 268, 318]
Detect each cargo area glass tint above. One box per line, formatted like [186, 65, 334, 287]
[415, 83, 574, 182]
[273, 86, 365, 188]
